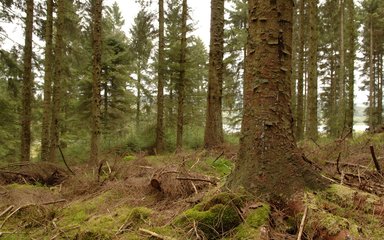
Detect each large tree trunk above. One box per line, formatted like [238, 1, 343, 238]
[227, 0, 324, 200]
[155, 0, 165, 153]
[90, 0, 103, 164]
[41, 0, 53, 162]
[49, 0, 64, 162]
[204, 0, 225, 149]
[346, 0, 355, 136]
[176, 0, 188, 149]
[20, 0, 34, 162]
[295, 0, 305, 141]
[369, 15, 374, 132]
[306, 0, 318, 140]
[291, 4, 298, 137]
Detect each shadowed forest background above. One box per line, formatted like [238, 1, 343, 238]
[0, 0, 384, 239]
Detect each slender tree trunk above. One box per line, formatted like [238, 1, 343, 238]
[330, 48, 338, 137]
[306, 0, 318, 140]
[296, 0, 305, 140]
[90, 0, 103, 164]
[369, 15, 374, 132]
[338, 0, 346, 136]
[20, 0, 34, 162]
[176, 0, 187, 149]
[41, 0, 53, 161]
[136, 69, 141, 128]
[291, 4, 298, 137]
[227, 0, 325, 200]
[103, 81, 108, 128]
[49, 0, 64, 162]
[155, 0, 165, 153]
[204, 0, 225, 148]
[377, 54, 383, 125]
[346, 0, 355, 136]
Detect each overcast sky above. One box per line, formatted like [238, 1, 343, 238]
[104, 0, 211, 47]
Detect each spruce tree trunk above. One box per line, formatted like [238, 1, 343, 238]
[49, 0, 64, 162]
[296, 0, 305, 140]
[227, 0, 325, 200]
[21, 0, 34, 162]
[377, 54, 383, 126]
[338, 0, 346, 136]
[155, 0, 165, 153]
[291, 5, 298, 137]
[204, 0, 225, 149]
[369, 15, 374, 132]
[41, 0, 53, 162]
[330, 47, 338, 137]
[136, 69, 141, 128]
[306, 0, 318, 140]
[346, 0, 355, 135]
[176, 0, 188, 149]
[90, 0, 102, 164]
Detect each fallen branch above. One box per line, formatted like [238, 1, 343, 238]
[325, 161, 368, 169]
[336, 153, 341, 175]
[297, 205, 308, 240]
[40, 199, 67, 206]
[58, 145, 75, 175]
[370, 145, 382, 174]
[139, 228, 175, 240]
[0, 206, 14, 218]
[213, 151, 224, 163]
[301, 155, 323, 171]
[176, 177, 217, 185]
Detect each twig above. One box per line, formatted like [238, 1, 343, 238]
[297, 204, 308, 240]
[138, 228, 175, 240]
[40, 199, 67, 205]
[370, 145, 382, 174]
[301, 154, 323, 171]
[190, 158, 201, 169]
[0, 205, 29, 229]
[0, 206, 14, 218]
[58, 145, 75, 175]
[213, 151, 224, 163]
[325, 161, 368, 169]
[176, 177, 216, 185]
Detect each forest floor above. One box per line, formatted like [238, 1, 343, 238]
[1, 134, 384, 239]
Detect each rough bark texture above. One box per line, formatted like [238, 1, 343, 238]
[291, 4, 298, 137]
[176, 0, 187, 149]
[227, 0, 325, 200]
[346, 0, 355, 135]
[306, 0, 318, 140]
[338, 0, 346, 136]
[204, 0, 225, 149]
[49, 0, 64, 162]
[90, 0, 102, 164]
[155, 0, 165, 153]
[41, 0, 53, 162]
[295, 0, 305, 140]
[378, 55, 383, 125]
[20, 0, 34, 162]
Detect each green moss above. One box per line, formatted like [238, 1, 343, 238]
[176, 193, 244, 239]
[123, 155, 135, 162]
[234, 203, 270, 239]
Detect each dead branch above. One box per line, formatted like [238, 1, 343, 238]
[370, 145, 382, 174]
[176, 177, 217, 185]
[301, 155, 323, 171]
[40, 199, 67, 205]
[58, 145, 75, 175]
[213, 151, 224, 163]
[336, 153, 341, 174]
[139, 228, 175, 240]
[325, 161, 368, 169]
[297, 205, 308, 240]
[0, 206, 14, 218]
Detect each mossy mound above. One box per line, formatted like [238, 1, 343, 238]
[175, 192, 245, 239]
[234, 203, 270, 239]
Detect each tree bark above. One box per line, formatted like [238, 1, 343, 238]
[369, 14, 374, 132]
[49, 0, 65, 162]
[90, 0, 103, 164]
[155, 0, 165, 153]
[176, 0, 188, 149]
[20, 0, 34, 162]
[338, 0, 346, 136]
[295, 0, 305, 140]
[227, 0, 325, 200]
[306, 0, 318, 140]
[41, 0, 53, 162]
[204, 0, 225, 149]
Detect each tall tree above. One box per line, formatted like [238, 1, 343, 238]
[338, 0, 346, 135]
[306, 0, 318, 140]
[176, 0, 187, 149]
[295, 0, 305, 140]
[20, 0, 34, 162]
[204, 0, 225, 148]
[41, 0, 53, 161]
[345, 0, 356, 135]
[155, 0, 165, 153]
[90, 0, 103, 164]
[49, 0, 65, 162]
[227, 0, 324, 199]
